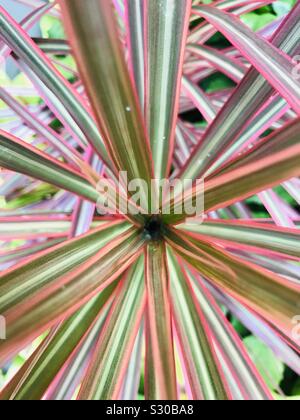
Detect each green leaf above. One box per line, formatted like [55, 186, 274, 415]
[48, 304, 111, 400]
[241, 12, 276, 32]
[273, 0, 296, 17]
[291, 377, 300, 396]
[243, 336, 285, 391]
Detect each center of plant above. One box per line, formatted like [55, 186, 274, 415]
[144, 216, 164, 241]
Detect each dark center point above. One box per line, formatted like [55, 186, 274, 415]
[144, 216, 163, 241]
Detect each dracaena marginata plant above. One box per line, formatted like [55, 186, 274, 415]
[0, 0, 299, 401]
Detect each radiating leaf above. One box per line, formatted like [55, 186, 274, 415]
[182, 76, 217, 123]
[193, 5, 300, 114]
[187, 43, 246, 83]
[78, 258, 145, 400]
[144, 0, 192, 179]
[163, 118, 300, 223]
[0, 225, 142, 363]
[0, 130, 142, 225]
[189, 272, 273, 400]
[125, 0, 144, 105]
[0, 217, 70, 240]
[145, 241, 177, 400]
[0, 87, 81, 165]
[59, 0, 153, 211]
[180, 220, 300, 258]
[210, 284, 300, 375]
[121, 324, 144, 400]
[0, 221, 128, 316]
[180, 2, 300, 181]
[0, 7, 110, 164]
[0, 129, 99, 203]
[209, 94, 289, 173]
[0, 283, 117, 400]
[168, 250, 230, 400]
[166, 228, 300, 345]
[48, 304, 111, 400]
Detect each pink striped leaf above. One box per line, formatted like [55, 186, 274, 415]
[166, 228, 300, 347]
[125, 0, 144, 105]
[180, 2, 300, 181]
[78, 258, 145, 400]
[144, 0, 192, 179]
[0, 87, 81, 166]
[193, 6, 300, 115]
[189, 272, 273, 400]
[168, 249, 230, 400]
[179, 220, 300, 259]
[0, 222, 137, 363]
[59, 0, 153, 208]
[0, 282, 117, 400]
[163, 118, 300, 223]
[145, 241, 177, 400]
[0, 6, 110, 164]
